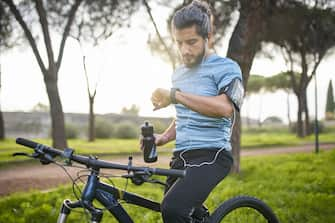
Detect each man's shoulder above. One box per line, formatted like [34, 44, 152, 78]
[208, 55, 239, 68]
[208, 55, 242, 76]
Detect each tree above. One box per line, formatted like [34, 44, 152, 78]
[0, 64, 4, 140]
[264, 1, 335, 137]
[143, 0, 177, 69]
[121, 104, 140, 116]
[245, 75, 266, 127]
[74, 37, 100, 142]
[226, 0, 273, 172]
[325, 80, 335, 120]
[266, 72, 296, 127]
[0, 1, 13, 140]
[31, 102, 50, 112]
[81, 47, 98, 142]
[1, 0, 139, 148]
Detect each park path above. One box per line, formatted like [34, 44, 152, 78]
[0, 143, 334, 197]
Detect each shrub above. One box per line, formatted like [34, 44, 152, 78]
[65, 124, 79, 139]
[114, 121, 138, 139]
[290, 121, 325, 134]
[262, 116, 283, 125]
[95, 119, 114, 139]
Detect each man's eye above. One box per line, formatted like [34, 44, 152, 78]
[188, 40, 197, 45]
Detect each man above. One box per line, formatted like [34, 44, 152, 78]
[148, 1, 244, 222]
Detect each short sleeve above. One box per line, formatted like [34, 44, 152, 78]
[213, 59, 244, 111]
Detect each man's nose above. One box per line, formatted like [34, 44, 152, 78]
[180, 43, 190, 55]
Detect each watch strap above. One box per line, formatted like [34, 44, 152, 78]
[170, 88, 180, 104]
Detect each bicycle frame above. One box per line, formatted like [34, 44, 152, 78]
[57, 168, 161, 223]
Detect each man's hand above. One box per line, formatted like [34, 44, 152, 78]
[151, 88, 171, 111]
[139, 134, 169, 151]
[154, 134, 169, 146]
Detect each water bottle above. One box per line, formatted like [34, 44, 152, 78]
[141, 121, 158, 163]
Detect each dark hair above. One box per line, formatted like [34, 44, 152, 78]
[172, 0, 212, 38]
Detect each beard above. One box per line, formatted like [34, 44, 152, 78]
[182, 47, 206, 68]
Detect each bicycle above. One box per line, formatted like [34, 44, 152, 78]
[14, 137, 280, 223]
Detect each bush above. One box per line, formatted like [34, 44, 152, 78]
[290, 121, 325, 134]
[95, 119, 114, 139]
[114, 121, 138, 139]
[65, 124, 79, 139]
[262, 116, 283, 125]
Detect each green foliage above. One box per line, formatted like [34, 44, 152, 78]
[114, 121, 138, 139]
[65, 124, 79, 139]
[262, 116, 283, 125]
[1, 151, 335, 222]
[30, 103, 49, 112]
[265, 72, 293, 92]
[290, 121, 325, 134]
[241, 131, 301, 148]
[246, 74, 266, 95]
[121, 104, 140, 116]
[95, 119, 114, 139]
[14, 120, 42, 134]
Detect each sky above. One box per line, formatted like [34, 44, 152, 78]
[1, 4, 334, 124]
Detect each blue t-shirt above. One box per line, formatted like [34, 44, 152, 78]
[172, 54, 243, 152]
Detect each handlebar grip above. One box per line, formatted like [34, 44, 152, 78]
[16, 138, 38, 149]
[153, 168, 186, 178]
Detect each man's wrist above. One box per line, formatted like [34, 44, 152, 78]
[170, 88, 180, 104]
[162, 134, 170, 144]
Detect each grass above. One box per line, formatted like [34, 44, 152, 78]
[241, 127, 335, 148]
[0, 138, 174, 167]
[0, 149, 334, 222]
[0, 129, 334, 166]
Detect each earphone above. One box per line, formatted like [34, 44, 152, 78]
[203, 37, 208, 53]
[201, 37, 209, 64]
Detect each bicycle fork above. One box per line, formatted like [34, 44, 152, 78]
[57, 199, 103, 223]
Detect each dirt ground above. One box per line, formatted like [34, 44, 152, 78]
[1, 143, 334, 197]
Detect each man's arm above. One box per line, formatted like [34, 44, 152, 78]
[151, 88, 234, 118]
[155, 119, 176, 146]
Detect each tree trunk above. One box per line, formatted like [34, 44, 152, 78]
[286, 92, 292, 128]
[0, 68, 4, 140]
[44, 70, 67, 148]
[88, 97, 95, 142]
[304, 92, 311, 135]
[297, 96, 303, 137]
[0, 109, 4, 140]
[226, 0, 267, 173]
[296, 90, 309, 138]
[231, 111, 241, 172]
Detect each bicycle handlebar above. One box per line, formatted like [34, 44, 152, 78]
[16, 137, 185, 178]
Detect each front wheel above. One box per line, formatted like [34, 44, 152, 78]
[210, 196, 279, 223]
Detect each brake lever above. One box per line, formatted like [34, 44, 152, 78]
[12, 152, 40, 158]
[12, 151, 54, 165]
[13, 152, 31, 157]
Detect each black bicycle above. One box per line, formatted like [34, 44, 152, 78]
[14, 137, 280, 223]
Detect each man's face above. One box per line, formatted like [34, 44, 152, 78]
[174, 25, 206, 68]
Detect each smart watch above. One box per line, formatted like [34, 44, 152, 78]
[170, 88, 180, 104]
